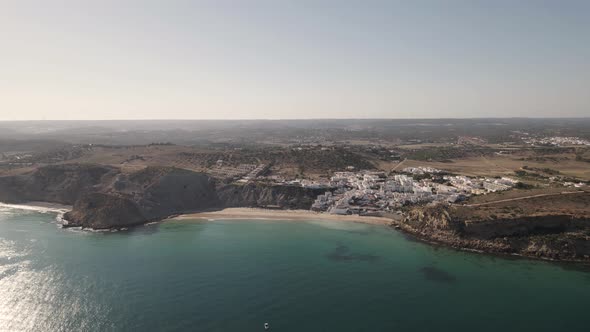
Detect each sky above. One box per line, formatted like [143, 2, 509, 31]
[1, 0, 589, 120]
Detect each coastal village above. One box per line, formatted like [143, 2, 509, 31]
[308, 168, 517, 215]
[209, 160, 520, 216]
[521, 135, 590, 147]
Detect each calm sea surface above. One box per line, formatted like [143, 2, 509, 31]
[1, 207, 589, 332]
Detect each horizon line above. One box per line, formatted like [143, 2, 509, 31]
[1, 116, 590, 122]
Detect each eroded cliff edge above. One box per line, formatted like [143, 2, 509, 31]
[399, 193, 590, 261]
[0, 164, 324, 229]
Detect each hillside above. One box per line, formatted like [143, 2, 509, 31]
[0, 164, 324, 229]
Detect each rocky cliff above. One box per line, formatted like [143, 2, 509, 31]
[217, 182, 324, 209]
[62, 166, 221, 228]
[0, 164, 324, 229]
[64, 193, 147, 229]
[401, 203, 590, 261]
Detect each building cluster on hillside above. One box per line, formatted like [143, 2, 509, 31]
[457, 136, 487, 145]
[548, 176, 588, 188]
[524, 136, 590, 146]
[207, 160, 519, 216]
[562, 181, 586, 188]
[208, 162, 268, 181]
[0, 153, 35, 167]
[401, 166, 442, 175]
[308, 170, 517, 215]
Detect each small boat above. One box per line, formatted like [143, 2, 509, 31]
[264, 322, 269, 330]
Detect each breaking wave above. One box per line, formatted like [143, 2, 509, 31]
[0, 202, 70, 224]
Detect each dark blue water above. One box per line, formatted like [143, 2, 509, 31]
[1, 208, 589, 331]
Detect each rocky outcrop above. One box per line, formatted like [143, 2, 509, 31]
[400, 204, 590, 262]
[64, 193, 146, 229]
[0, 164, 324, 229]
[62, 167, 222, 228]
[404, 205, 456, 232]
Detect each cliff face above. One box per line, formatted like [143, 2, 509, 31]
[0, 164, 117, 204]
[0, 164, 323, 229]
[217, 183, 324, 209]
[462, 215, 586, 239]
[64, 193, 146, 229]
[402, 204, 590, 261]
[404, 205, 456, 232]
[63, 167, 222, 228]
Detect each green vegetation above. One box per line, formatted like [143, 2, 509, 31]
[522, 166, 561, 175]
[514, 182, 535, 189]
[541, 168, 560, 175]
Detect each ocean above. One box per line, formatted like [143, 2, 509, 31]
[1, 206, 589, 331]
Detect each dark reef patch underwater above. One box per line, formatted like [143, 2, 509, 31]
[419, 266, 457, 283]
[326, 244, 380, 262]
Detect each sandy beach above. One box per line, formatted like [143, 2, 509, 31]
[171, 208, 396, 226]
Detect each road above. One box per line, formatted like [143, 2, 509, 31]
[391, 158, 407, 172]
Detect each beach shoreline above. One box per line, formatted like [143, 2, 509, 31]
[0, 201, 72, 213]
[170, 208, 396, 226]
[4, 201, 589, 263]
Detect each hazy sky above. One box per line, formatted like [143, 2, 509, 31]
[1, 0, 589, 120]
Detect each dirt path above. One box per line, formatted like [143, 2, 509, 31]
[462, 190, 584, 207]
[391, 158, 407, 172]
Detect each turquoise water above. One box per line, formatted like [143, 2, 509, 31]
[1, 209, 590, 332]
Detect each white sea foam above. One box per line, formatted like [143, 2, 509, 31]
[0, 202, 70, 225]
[0, 202, 69, 214]
[64, 227, 85, 233]
[82, 227, 110, 233]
